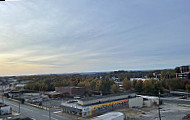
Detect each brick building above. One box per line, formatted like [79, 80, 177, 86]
[180, 66, 190, 73]
[55, 86, 85, 97]
[176, 65, 190, 79]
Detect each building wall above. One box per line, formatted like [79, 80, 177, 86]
[0, 85, 9, 92]
[55, 87, 71, 93]
[61, 98, 130, 117]
[180, 66, 190, 73]
[143, 100, 151, 107]
[55, 87, 85, 97]
[62, 95, 159, 118]
[137, 95, 159, 107]
[0, 106, 11, 115]
[89, 99, 128, 116]
[129, 97, 143, 108]
[143, 98, 159, 107]
[71, 87, 85, 96]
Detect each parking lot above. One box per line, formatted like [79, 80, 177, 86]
[125, 103, 190, 120]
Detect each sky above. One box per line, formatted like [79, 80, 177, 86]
[0, 0, 190, 76]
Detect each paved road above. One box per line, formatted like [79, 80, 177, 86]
[127, 103, 190, 120]
[126, 97, 190, 120]
[161, 97, 190, 105]
[42, 99, 62, 108]
[4, 98, 74, 120]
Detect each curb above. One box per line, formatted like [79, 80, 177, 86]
[7, 98, 60, 110]
[8, 98, 48, 110]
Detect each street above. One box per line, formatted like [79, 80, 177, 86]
[3, 98, 74, 120]
[161, 97, 190, 105]
[2, 95, 190, 120]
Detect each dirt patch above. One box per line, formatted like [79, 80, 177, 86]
[55, 107, 158, 120]
[56, 111, 85, 120]
[116, 107, 157, 118]
[183, 114, 190, 120]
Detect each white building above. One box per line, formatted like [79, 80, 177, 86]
[138, 95, 159, 107]
[0, 103, 11, 115]
[129, 97, 143, 108]
[0, 80, 9, 92]
[130, 78, 150, 82]
[130, 78, 159, 82]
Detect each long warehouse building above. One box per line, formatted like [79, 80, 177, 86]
[60, 92, 143, 117]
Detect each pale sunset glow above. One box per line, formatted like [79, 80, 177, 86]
[0, 0, 190, 75]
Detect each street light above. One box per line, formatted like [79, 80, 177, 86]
[49, 75, 53, 120]
[2, 85, 4, 104]
[158, 90, 161, 120]
[48, 93, 52, 120]
[19, 92, 21, 113]
[49, 105, 51, 120]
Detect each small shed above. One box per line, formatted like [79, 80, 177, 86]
[138, 95, 159, 107]
[129, 96, 143, 108]
[0, 103, 11, 115]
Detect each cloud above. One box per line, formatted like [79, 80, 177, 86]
[0, 0, 190, 75]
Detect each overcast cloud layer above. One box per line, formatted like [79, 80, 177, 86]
[0, 0, 190, 75]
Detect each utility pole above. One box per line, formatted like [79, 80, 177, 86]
[187, 89, 189, 99]
[49, 75, 52, 120]
[19, 102, 20, 113]
[158, 90, 161, 120]
[49, 107, 51, 120]
[2, 85, 4, 104]
[49, 100, 51, 120]
[46, 101, 47, 111]
[19, 92, 21, 113]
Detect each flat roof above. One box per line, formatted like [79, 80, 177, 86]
[45, 91, 62, 95]
[79, 92, 135, 102]
[137, 95, 158, 99]
[61, 96, 133, 108]
[55, 86, 84, 88]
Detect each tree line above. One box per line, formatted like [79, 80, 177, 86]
[18, 68, 190, 96]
